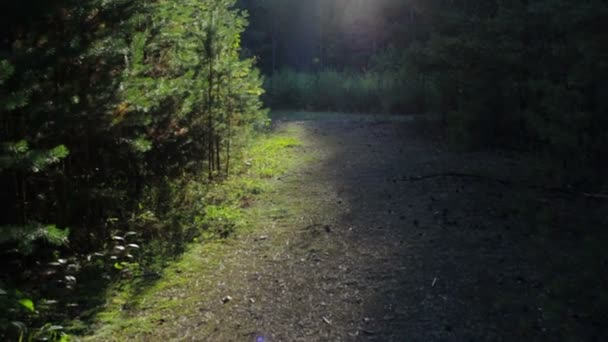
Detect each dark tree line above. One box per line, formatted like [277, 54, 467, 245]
[245, 0, 608, 190]
[407, 0, 608, 189]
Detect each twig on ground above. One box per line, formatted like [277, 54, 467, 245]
[403, 172, 608, 200]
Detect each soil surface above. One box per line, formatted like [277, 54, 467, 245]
[87, 114, 608, 341]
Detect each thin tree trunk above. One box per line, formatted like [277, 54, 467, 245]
[13, 171, 22, 223]
[207, 55, 214, 180]
[225, 110, 231, 176]
[21, 176, 27, 223]
[215, 135, 221, 173]
[272, 33, 277, 75]
[208, 132, 214, 178]
[226, 137, 230, 176]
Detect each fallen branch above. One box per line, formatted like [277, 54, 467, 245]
[406, 172, 511, 185]
[404, 172, 608, 200]
[582, 192, 608, 200]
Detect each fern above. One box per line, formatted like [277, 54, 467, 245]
[0, 141, 69, 173]
[0, 224, 69, 255]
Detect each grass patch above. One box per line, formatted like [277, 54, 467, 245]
[247, 136, 300, 177]
[264, 68, 429, 114]
[197, 205, 244, 238]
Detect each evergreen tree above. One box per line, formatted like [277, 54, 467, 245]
[0, 0, 266, 338]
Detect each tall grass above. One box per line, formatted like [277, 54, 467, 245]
[264, 69, 430, 114]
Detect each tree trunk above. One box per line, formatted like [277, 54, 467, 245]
[215, 135, 221, 173]
[207, 54, 214, 180]
[272, 33, 277, 75]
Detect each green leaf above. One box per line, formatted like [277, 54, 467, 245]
[0, 224, 69, 255]
[49, 145, 70, 160]
[9, 140, 29, 154]
[131, 137, 152, 153]
[18, 298, 35, 312]
[2, 91, 29, 110]
[0, 59, 14, 84]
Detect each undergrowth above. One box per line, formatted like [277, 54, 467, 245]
[264, 69, 430, 114]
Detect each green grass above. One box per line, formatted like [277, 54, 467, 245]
[264, 68, 429, 114]
[248, 135, 300, 177]
[82, 241, 227, 340]
[74, 120, 316, 341]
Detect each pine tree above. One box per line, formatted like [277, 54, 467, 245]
[1, 0, 267, 337]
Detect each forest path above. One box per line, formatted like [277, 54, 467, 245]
[85, 113, 604, 341]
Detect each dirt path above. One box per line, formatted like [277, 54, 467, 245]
[86, 114, 607, 341]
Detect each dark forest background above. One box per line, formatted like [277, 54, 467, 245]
[243, 0, 608, 189]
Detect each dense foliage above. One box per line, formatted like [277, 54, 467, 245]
[402, 0, 608, 189]
[1, 0, 265, 339]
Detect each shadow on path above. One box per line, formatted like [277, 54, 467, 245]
[264, 115, 607, 341]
